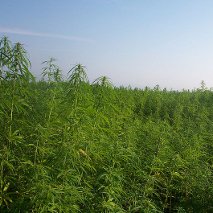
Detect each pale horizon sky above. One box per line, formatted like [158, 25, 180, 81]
[1, 0, 213, 90]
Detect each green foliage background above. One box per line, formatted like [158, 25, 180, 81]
[0, 37, 212, 212]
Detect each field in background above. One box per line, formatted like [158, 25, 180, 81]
[0, 37, 212, 212]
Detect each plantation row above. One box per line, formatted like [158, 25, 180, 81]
[0, 37, 212, 212]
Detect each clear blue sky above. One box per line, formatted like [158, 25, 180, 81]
[1, 0, 213, 89]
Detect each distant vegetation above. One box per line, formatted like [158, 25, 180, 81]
[0, 36, 212, 212]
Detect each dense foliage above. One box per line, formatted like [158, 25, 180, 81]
[0, 37, 212, 212]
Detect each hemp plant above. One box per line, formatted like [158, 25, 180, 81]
[42, 58, 62, 82]
[0, 36, 34, 210]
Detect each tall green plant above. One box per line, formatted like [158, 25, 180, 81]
[0, 36, 35, 211]
[42, 58, 62, 82]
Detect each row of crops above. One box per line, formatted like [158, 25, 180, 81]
[0, 37, 212, 212]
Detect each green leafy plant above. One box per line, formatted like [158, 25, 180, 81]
[0, 36, 212, 212]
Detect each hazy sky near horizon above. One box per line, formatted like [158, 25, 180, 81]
[1, 0, 213, 89]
